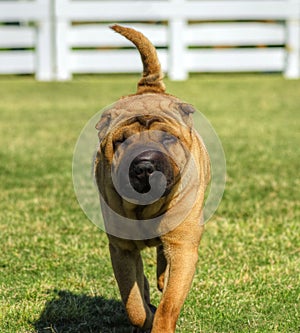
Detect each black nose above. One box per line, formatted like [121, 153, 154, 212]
[128, 150, 174, 195]
[129, 159, 155, 194]
[133, 160, 155, 178]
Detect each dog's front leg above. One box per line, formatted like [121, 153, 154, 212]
[108, 242, 154, 331]
[151, 242, 200, 333]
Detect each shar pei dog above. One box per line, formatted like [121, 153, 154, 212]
[94, 25, 211, 333]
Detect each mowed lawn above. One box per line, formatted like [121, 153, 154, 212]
[0, 74, 299, 333]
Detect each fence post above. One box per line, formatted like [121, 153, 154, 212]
[168, 0, 188, 80]
[54, 0, 72, 80]
[285, 0, 300, 78]
[36, 0, 54, 81]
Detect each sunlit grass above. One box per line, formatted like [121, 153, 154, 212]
[0, 74, 299, 332]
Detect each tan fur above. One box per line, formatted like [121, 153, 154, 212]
[95, 25, 210, 333]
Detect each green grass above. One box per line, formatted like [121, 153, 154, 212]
[0, 74, 299, 333]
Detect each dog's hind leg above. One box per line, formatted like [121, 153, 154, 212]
[108, 242, 154, 331]
[143, 274, 157, 314]
[156, 244, 167, 292]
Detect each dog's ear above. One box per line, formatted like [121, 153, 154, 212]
[176, 103, 195, 126]
[177, 103, 195, 115]
[95, 113, 111, 141]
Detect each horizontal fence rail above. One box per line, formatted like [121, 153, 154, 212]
[0, 0, 299, 80]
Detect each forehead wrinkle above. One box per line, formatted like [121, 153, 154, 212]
[150, 123, 181, 138]
[112, 123, 142, 141]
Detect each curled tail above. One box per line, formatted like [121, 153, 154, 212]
[110, 24, 166, 94]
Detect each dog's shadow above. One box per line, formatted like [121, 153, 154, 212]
[34, 290, 131, 333]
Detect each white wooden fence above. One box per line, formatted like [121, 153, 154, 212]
[0, 0, 300, 80]
[0, 0, 53, 80]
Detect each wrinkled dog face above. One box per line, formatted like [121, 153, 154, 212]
[97, 104, 193, 205]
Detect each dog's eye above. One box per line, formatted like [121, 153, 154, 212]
[114, 140, 124, 149]
[162, 134, 178, 145]
[113, 138, 125, 150]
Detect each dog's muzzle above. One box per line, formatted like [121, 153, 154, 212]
[129, 150, 174, 195]
[112, 147, 176, 205]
